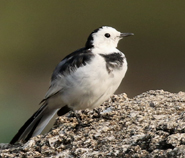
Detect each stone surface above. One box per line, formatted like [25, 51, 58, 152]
[1, 90, 185, 157]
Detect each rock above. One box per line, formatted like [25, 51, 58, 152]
[1, 90, 185, 157]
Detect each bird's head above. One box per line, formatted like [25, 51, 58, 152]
[85, 26, 134, 50]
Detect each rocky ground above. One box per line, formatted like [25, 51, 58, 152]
[1, 90, 185, 158]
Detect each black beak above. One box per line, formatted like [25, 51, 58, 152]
[120, 33, 134, 37]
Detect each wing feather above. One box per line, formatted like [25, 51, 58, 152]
[44, 48, 94, 100]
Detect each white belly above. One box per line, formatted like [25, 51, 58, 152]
[60, 54, 127, 110]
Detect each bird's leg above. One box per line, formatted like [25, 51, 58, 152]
[93, 108, 101, 118]
[94, 108, 112, 120]
[72, 110, 82, 124]
[71, 110, 90, 128]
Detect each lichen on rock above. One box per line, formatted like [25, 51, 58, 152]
[1, 90, 185, 157]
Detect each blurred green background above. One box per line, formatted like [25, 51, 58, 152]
[1, 1, 185, 143]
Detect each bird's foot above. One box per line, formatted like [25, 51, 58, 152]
[71, 111, 90, 129]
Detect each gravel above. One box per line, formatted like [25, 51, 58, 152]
[1, 90, 185, 158]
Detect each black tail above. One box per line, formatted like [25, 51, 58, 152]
[10, 103, 57, 144]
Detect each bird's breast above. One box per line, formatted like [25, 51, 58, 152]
[61, 53, 127, 110]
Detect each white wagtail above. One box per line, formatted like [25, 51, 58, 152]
[10, 26, 134, 144]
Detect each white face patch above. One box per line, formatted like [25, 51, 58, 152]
[92, 26, 121, 50]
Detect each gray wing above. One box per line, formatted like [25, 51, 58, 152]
[43, 48, 94, 100]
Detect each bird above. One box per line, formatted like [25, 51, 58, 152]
[10, 26, 134, 144]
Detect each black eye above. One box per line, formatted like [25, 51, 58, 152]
[104, 33, 110, 38]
